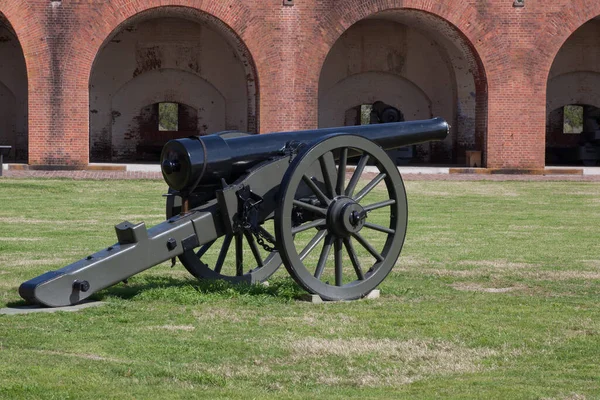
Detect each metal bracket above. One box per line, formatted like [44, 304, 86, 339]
[115, 221, 148, 244]
[216, 185, 241, 235]
[513, 0, 524, 7]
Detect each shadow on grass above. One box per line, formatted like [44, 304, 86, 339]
[97, 275, 305, 304]
[5, 276, 305, 308]
[5, 299, 29, 307]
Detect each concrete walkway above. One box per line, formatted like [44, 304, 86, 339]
[2, 163, 600, 181]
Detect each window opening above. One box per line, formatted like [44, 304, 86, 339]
[563, 105, 583, 134]
[159, 102, 179, 131]
[360, 104, 373, 125]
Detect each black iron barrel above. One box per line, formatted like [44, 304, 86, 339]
[161, 117, 449, 192]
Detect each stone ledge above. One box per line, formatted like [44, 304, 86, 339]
[86, 164, 127, 171]
[27, 165, 85, 171]
[450, 168, 583, 175]
[5, 163, 29, 171]
[299, 289, 380, 303]
[0, 301, 106, 315]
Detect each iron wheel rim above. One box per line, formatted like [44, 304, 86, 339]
[275, 134, 408, 300]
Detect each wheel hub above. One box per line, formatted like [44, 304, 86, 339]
[327, 197, 367, 237]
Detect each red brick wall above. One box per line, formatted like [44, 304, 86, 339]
[0, 0, 599, 168]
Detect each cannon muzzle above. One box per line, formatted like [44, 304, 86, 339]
[161, 117, 449, 192]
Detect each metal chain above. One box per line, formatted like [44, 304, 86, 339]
[254, 230, 277, 253]
[234, 141, 303, 252]
[239, 197, 277, 253]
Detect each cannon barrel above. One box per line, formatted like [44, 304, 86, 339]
[161, 117, 449, 192]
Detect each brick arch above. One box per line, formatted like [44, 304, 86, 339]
[310, 1, 492, 164]
[537, 1, 600, 83]
[547, 72, 600, 114]
[85, 5, 260, 162]
[296, 0, 496, 97]
[85, 4, 258, 129]
[77, 2, 259, 96]
[109, 70, 227, 161]
[0, 1, 39, 77]
[318, 1, 494, 63]
[319, 72, 433, 128]
[0, 4, 34, 163]
[541, 7, 600, 167]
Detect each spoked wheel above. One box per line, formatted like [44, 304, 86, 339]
[167, 191, 282, 284]
[275, 134, 408, 300]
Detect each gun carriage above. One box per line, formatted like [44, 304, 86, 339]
[19, 117, 448, 307]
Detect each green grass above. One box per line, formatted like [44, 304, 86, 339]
[1, 178, 600, 399]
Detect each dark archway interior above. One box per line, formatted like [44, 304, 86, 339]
[0, 14, 27, 163]
[546, 17, 600, 166]
[317, 10, 487, 166]
[89, 8, 258, 162]
[135, 102, 199, 160]
[546, 104, 600, 166]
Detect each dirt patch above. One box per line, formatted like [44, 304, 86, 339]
[32, 349, 124, 363]
[541, 394, 588, 400]
[192, 307, 244, 323]
[456, 260, 538, 270]
[397, 259, 600, 283]
[450, 283, 526, 293]
[286, 337, 499, 387]
[186, 360, 272, 379]
[259, 312, 356, 328]
[0, 217, 99, 225]
[581, 260, 600, 268]
[0, 257, 69, 268]
[118, 214, 165, 220]
[0, 237, 43, 242]
[523, 270, 600, 281]
[291, 337, 494, 360]
[393, 266, 484, 278]
[149, 325, 196, 332]
[406, 182, 520, 197]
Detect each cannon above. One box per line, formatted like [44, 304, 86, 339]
[370, 101, 404, 124]
[19, 117, 448, 307]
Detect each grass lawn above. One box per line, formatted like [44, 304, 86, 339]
[0, 178, 599, 399]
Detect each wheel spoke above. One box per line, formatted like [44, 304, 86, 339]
[336, 147, 348, 196]
[244, 231, 264, 268]
[214, 234, 233, 274]
[235, 233, 244, 276]
[343, 237, 364, 280]
[299, 229, 327, 261]
[291, 218, 326, 234]
[334, 238, 343, 286]
[319, 151, 337, 198]
[354, 173, 386, 202]
[363, 222, 395, 235]
[314, 234, 334, 279]
[363, 199, 396, 212]
[195, 239, 216, 258]
[345, 154, 370, 197]
[293, 199, 327, 216]
[352, 232, 384, 262]
[302, 175, 331, 206]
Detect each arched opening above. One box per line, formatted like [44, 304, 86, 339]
[318, 10, 487, 166]
[546, 17, 600, 166]
[0, 14, 27, 162]
[89, 8, 258, 162]
[132, 101, 201, 160]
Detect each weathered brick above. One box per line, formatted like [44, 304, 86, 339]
[0, 0, 598, 168]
